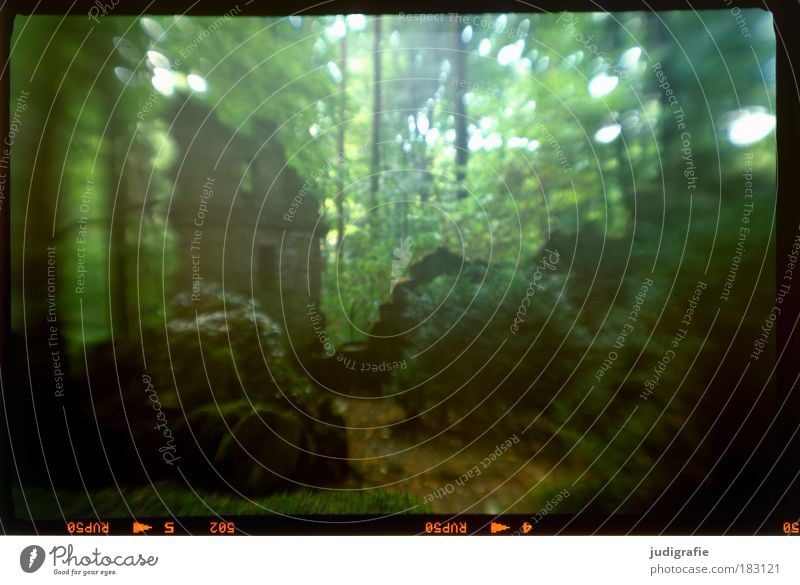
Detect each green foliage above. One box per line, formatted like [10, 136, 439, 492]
[10, 10, 777, 514]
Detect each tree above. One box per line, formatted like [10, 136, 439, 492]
[452, 21, 469, 199]
[370, 17, 382, 222]
[335, 29, 347, 262]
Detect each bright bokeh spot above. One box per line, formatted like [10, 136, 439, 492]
[114, 37, 140, 63]
[562, 50, 584, 69]
[495, 14, 508, 34]
[515, 58, 531, 75]
[594, 123, 622, 143]
[186, 74, 208, 92]
[151, 67, 175, 96]
[325, 16, 347, 41]
[346, 14, 366, 31]
[425, 127, 440, 146]
[146, 50, 170, 69]
[140, 17, 165, 40]
[327, 61, 343, 84]
[478, 38, 492, 56]
[483, 132, 503, 150]
[416, 113, 430, 135]
[620, 110, 641, 131]
[534, 56, 550, 74]
[619, 47, 642, 68]
[727, 109, 776, 146]
[497, 40, 525, 66]
[468, 130, 483, 152]
[113, 66, 136, 86]
[588, 73, 619, 97]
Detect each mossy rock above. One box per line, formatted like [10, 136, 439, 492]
[175, 399, 350, 495]
[212, 406, 305, 493]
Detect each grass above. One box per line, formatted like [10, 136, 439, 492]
[15, 483, 430, 519]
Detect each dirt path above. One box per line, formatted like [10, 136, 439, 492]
[332, 397, 564, 514]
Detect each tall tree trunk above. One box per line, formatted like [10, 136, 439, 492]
[642, 11, 675, 228]
[335, 34, 347, 262]
[453, 22, 468, 199]
[404, 39, 418, 237]
[370, 17, 382, 231]
[109, 112, 129, 339]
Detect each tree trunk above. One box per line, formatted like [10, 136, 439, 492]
[453, 22, 468, 199]
[335, 34, 347, 262]
[109, 112, 129, 339]
[370, 17, 382, 231]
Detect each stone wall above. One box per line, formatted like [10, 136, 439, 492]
[166, 98, 325, 350]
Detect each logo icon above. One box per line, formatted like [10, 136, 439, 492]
[490, 521, 510, 534]
[19, 545, 45, 573]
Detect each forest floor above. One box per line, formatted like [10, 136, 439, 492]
[17, 397, 576, 519]
[332, 397, 571, 514]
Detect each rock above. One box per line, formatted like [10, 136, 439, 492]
[212, 406, 304, 493]
[175, 399, 349, 495]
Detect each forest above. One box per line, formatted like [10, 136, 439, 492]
[8, 9, 778, 519]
